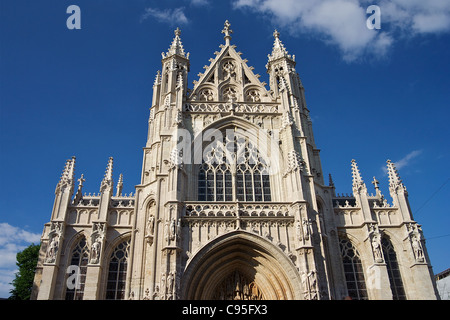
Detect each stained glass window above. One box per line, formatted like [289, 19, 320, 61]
[65, 237, 89, 300]
[198, 129, 271, 202]
[382, 237, 407, 300]
[106, 240, 130, 300]
[339, 238, 368, 300]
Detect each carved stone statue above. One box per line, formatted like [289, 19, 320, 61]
[371, 236, 383, 263]
[302, 218, 312, 240]
[167, 272, 174, 297]
[45, 234, 59, 263]
[412, 236, 424, 262]
[213, 270, 263, 300]
[90, 237, 101, 264]
[295, 220, 302, 241]
[146, 214, 155, 236]
[90, 222, 106, 264]
[45, 222, 63, 263]
[170, 218, 176, 240]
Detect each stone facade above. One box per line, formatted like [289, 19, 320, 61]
[31, 21, 438, 300]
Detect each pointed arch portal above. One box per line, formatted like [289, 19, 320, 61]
[181, 231, 302, 300]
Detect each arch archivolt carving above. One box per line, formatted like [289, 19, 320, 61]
[181, 230, 303, 300]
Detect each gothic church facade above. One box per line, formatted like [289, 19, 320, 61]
[32, 21, 438, 300]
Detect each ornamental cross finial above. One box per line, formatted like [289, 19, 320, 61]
[163, 27, 188, 59]
[77, 174, 85, 189]
[222, 20, 233, 45]
[267, 29, 294, 66]
[372, 176, 379, 189]
[273, 29, 280, 39]
[372, 176, 383, 198]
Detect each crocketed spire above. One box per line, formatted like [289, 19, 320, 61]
[267, 30, 295, 63]
[162, 27, 189, 59]
[56, 156, 76, 192]
[386, 160, 407, 193]
[116, 173, 123, 197]
[351, 159, 367, 194]
[100, 157, 114, 192]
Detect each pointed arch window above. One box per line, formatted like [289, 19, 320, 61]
[65, 237, 89, 300]
[382, 237, 407, 300]
[339, 238, 368, 300]
[198, 129, 271, 202]
[106, 239, 130, 300]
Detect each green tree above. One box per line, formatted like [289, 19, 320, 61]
[9, 243, 40, 300]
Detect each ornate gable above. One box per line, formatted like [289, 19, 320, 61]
[189, 21, 270, 103]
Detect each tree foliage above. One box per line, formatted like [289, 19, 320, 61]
[9, 243, 40, 300]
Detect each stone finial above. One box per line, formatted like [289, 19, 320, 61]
[351, 159, 367, 194]
[371, 176, 383, 198]
[386, 160, 407, 193]
[116, 173, 123, 197]
[267, 29, 295, 64]
[56, 156, 76, 192]
[329, 174, 335, 188]
[77, 174, 85, 190]
[100, 157, 114, 192]
[163, 27, 188, 59]
[222, 20, 233, 46]
[153, 70, 161, 86]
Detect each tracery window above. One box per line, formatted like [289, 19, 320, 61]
[246, 89, 261, 102]
[382, 237, 407, 300]
[198, 129, 271, 202]
[106, 239, 130, 300]
[339, 238, 368, 300]
[222, 86, 237, 102]
[199, 88, 214, 101]
[65, 237, 89, 300]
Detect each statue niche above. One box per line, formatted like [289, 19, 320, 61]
[212, 270, 263, 300]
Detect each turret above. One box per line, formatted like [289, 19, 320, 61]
[147, 28, 190, 148]
[160, 27, 190, 104]
[116, 173, 123, 197]
[386, 160, 413, 221]
[51, 156, 76, 221]
[98, 157, 114, 221]
[351, 159, 373, 222]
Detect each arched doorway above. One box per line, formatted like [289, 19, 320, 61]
[181, 231, 302, 300]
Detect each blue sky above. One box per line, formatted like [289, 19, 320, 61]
[0, 0, 449, 298]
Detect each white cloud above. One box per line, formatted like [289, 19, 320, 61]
[381, 149, 423, 176]
[140, 7, 189, 25]
[393, 149, 423, 171]
[380, 0, 450, 34]
[190, 0, 210, 6]
[0, 223, 41, 298]
[232, 0, 450, 61]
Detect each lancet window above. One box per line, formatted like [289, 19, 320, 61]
[198, 129, 271, 202]
[106, 240, 130, 300]
[65, 237, 89, 300]
[382, 237, 407, 300]
[339, 238, 368, 300]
